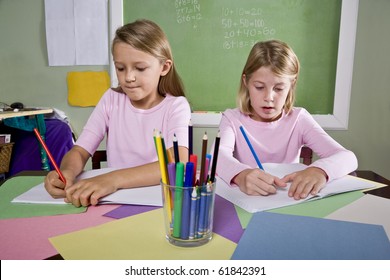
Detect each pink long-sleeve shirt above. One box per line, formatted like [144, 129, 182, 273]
[76, 89, 191, 168]
[216, 108, 358, 185]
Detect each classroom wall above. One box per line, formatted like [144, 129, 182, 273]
[0, 0, 389, 178]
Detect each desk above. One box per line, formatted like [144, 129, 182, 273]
[0, 108, 54, 172]
[0, 170, 389, 260]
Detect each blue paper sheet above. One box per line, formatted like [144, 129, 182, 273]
[232, 212, 390, 260]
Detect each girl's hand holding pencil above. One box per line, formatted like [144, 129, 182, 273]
[232, 168, 287, 196]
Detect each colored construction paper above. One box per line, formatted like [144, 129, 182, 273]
[67, 71, 110, 107]
[103, 195, 244, 244]
[49, 208, 237, 260]
[232, 212, 390, 260]
[213, 195, 244, 243]
[327, 194, 390, 239]
[104, 204, 160, 218]
[0, 204, 118, 259]
[0, 176, 85, 219]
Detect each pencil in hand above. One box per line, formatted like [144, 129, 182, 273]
[33, 128, 66, 184]
[239, 125, 264, 170]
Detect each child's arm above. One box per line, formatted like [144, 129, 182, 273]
[300, 110, 358, 181]
[64, 161, 161, 207]
[63, 146, 188, 207]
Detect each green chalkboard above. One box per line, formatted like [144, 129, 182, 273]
[123, 0, 341, 114]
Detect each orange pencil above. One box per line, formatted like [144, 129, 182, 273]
[33, 128, 66, 184]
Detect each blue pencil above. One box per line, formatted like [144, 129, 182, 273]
[239, 125, 264, 170]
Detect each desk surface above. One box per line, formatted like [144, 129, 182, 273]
[0, 108, 53, 120]
[1, 170, 389, 260]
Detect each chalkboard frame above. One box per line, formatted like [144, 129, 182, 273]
[108, 0, 358, 130]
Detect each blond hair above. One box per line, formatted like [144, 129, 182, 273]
[238, 40, 300, 115]
[112, 19, 185, 97]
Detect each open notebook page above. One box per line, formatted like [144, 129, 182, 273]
[215, 163, 379, 213]
[12, 168, 162, 206]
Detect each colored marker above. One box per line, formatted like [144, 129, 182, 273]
[189, 186, 198, 239]
[180, 162, 194, 239]
[197, 185, 207, 237]
[173, 162, 184, 238]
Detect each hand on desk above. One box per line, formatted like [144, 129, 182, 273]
[281, 167, 328, 200]
[233, 167, 328, 200]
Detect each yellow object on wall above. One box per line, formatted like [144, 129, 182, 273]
[67, 71, 110, 107]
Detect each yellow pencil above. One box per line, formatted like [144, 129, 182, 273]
[155, 131, 172, 223]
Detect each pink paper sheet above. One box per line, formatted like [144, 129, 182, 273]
[0, 204, 118, 260]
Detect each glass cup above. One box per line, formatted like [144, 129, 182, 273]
[161, 180, 216, 247]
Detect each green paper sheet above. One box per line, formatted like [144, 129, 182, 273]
[0, 176, 85, 219]
[50, 208, 237, 260]
[236, 190, 365, 228]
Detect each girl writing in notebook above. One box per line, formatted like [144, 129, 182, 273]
[44, 19, 191, 207]
[216, 40, 357, 200]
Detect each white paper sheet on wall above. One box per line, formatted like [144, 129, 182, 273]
[45, 0, 109, 66]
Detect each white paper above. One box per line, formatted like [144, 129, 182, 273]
[12, 168, 162, 207]
[326, 194, 390, 240]
[215, 163, 378, 213]
[45, 0, 108, 66]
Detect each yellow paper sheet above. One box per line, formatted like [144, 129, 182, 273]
[49, 208, 236, 260]
[67, 71, 110, 107]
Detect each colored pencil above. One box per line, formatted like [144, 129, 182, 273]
[173, 133, 180, 163]
[188, 120, 193, 158]
[33, 128, 66, 183]
[155, 132, 169, 184]
[239, 125, 264, 170]
[209, 130, 220, 183]
[199, 132, 208, 186]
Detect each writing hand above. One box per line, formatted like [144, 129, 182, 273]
[44, 170, 74, 199]
[233, 168, 287, 196]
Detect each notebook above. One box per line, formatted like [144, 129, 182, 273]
[216, 163, 378, 213]
[12, 168, 163, 206]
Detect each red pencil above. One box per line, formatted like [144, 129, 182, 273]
[33, 128, 66, 184]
